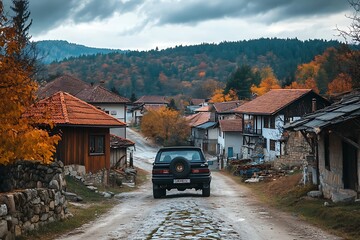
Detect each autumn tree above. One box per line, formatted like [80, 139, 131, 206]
[250, 67, 281, 96]
[210, 89, 238, 103]
[0, 1, 60, 165]
[141, 107, 190, 146]
[327, 73, 353, 95]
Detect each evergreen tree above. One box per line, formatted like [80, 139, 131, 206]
[130, 92, 137, 102]
[225, 65, 259, 99]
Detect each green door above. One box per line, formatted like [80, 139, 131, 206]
[228, 147, 233, 158]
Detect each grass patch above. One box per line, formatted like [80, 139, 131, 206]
[234, 171, 360, 240]
[18, 168, 148, 240]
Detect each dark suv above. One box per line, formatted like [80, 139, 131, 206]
[152, 146, 211, 198]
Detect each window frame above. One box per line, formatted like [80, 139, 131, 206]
[89, 134, 106, 155]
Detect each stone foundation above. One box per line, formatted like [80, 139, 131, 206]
[0, 160, 67, 239]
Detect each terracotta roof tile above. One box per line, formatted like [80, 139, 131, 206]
[191, 98, 206, 106]
[195, 105, 210, 112]
[134, 95, 169, 104]
[37, 75, 130, 103]
[37, 75, 88, 99]
[110, 135, 135, 148]
[185, 112, 211, 127]
[219, 119, 243, 132]
[234, 89, 312, 115]
[143, 104, 166, 112]
[213, 100, 245, 113]
[76, 85, 130, 103]
[29, 92, 126, 127]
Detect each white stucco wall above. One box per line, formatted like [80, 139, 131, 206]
[224, 132, 243, 158]
[262, 114, 284, 160]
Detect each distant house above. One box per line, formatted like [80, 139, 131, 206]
[131, 95, 169, 125]
[186, 112, 217, 154]
[218, 119, 243, 169]
[233, 89, 329, 161]
[37, 75, 130, 138]
[211, 100, 244, 120]
[285, 91, 360, 201]
[186, 98, 208, 114]
[29, 91, 126, 173]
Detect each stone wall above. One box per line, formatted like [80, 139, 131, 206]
[0, 160, 67, 239]
[274, 131, 312, 169]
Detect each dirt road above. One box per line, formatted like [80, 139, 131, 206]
[56, 129, 342, 240]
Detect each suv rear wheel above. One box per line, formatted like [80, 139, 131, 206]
[202, 186, 210, 197]
[153, 184, 166, 199]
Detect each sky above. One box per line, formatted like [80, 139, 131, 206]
[2, 0, 355, 51]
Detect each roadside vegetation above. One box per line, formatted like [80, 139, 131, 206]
[226, 171, 360, 240]
[18, 168, 148, 240]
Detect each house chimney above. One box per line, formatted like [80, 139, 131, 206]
[312, 98, 317, 112]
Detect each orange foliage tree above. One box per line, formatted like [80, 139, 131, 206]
[141, 107, 190, 146]
[209, 89, 238, 103]
[327, 73, 353, 95]
[0, 2, 60, 165]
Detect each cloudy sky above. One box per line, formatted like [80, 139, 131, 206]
[3, 0, 354, 50]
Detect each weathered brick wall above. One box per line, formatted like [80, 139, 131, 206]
[0, 160, 67, 239]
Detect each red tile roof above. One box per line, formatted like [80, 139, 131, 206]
[37, 75, 87, 98]
[143, 104, 166, 112]
[219, 119, 243, 132]
[234, 89, 313, 115]
[76, 85, 130, 103]
[110, 135, 135, 148]
[29, 92, 126, 127]
[191, 98, 206, 106]
[195, 105, 210, 112]
[213, 100, 245, 113]
[134, 95, 169, 104]
[37, 75, 130, 103]
[185, 112, 211, 127]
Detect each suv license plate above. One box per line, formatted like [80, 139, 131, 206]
[173, 179, 190, 184]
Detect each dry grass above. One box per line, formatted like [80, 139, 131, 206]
[234, 171, 360, 240]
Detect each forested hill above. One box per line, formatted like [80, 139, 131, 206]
[44, 38, 341, 98]
[36, 40, 124, 64]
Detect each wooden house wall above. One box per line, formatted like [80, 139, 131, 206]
[279, 93, 329, 121]
[56, 127, 110, 173]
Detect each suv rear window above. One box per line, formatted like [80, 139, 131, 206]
[157, 149, 204, 163]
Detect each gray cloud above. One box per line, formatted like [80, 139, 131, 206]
[145, 0, 350, 26]
[3, 0, 351, 36]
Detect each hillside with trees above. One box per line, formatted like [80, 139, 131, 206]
[42, 38, 344, 99]
[36, 40, 124, 64]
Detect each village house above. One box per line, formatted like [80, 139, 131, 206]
[186, 98, 208, 114]
[217, 119, 243, 169]
[30, 91, 126, 174]
[37, 75, 130, 138]
[285, 91, 360, 202]
[233, 89, 329, 161]
[130, 95, 169, 125]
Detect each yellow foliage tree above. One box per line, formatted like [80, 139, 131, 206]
[141, 107, 190, 146]
[210, 89, 238, 103]
[0, 2, 60, 165]
[285, 78, 319, 93]
[327, 73, 353, 95]
[250, 77, 281, 96]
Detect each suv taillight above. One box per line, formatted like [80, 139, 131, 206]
[152, 169, 170, 174]
[191, 169, 210, 173]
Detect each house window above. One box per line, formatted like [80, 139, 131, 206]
[89, 135, 105, 155]
[264, 116, 275, 129]
[324, 133, 330, 170]
[270, 140, 276, 151]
